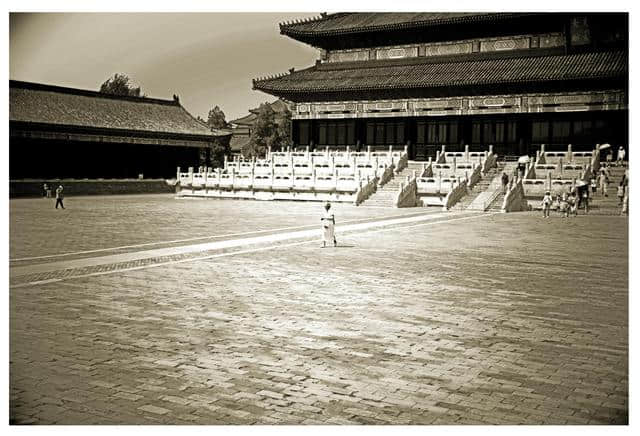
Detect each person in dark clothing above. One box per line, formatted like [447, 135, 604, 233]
[501, 173, 509, 194]
[55, 185, 65, 209]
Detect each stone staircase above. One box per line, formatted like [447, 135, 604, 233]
[587, 165, 628, 215]
[452, 166, 500, 210]
[453, 161, 518, 212]
[485, 192, 506, 212]
[361, 162, 422, 207]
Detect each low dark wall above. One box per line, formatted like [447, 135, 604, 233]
[10, 179, 175, 198]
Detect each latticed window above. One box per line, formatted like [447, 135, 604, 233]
[298, 121, 310, 145]
[552, 121, 571, 144]
[532, 120, 550, 143]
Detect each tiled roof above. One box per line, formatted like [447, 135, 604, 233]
[229, 135, 251, 152]
[10, 80, 216, 138]
[254, 50, 627, 96]
[230, 112, 257, 126]
[280, 12, 531, 37]
[231, 100, 291, 126]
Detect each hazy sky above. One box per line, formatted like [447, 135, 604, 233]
[9, 13, 319, 121]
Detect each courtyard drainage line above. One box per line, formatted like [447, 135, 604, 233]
[10, 213, 494, 289]
[10, 209, 438, 263]
[10, 210, 474, 278]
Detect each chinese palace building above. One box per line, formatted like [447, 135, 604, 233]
[253, 12, 628, 160]
[9, 80, 230, 179]
[229, 99, 291, 154]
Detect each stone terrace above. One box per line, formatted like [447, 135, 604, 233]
[9, 196, 628, 425]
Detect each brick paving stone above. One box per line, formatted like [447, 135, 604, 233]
[112, 391, 144, 401]
[9, 197, 629, 425]
[137, 404, 170, 415]
[161, 395, 192, 406]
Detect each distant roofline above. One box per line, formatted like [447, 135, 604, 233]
[9, 79, 181, 107]
[279, 12, 539, 38]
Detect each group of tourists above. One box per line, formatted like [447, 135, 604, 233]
[42, 183, 65, 209]
[542, 189, 583, 218]
[605, 145, 627, 167]
[540, 157, 629, 218]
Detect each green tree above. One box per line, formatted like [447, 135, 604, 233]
[198, 106, 230, 168]
[275, 106, 294, 150]
[99, 73, 144, 97]
[206, 106, 228, 129]
[243, 102, 292, 158]
[199, 135, 230, 169]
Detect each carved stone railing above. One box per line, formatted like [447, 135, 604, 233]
[394, 146, 409, 174]
[523, 160, 536, 180]
[443, 177, 468, 211]
[465, 163, 483, 189]
[580, 163, 594, 184]
[538, 149, 546, 165]
[481, 146, 498, 175]
[419, 158, 434, 178]
[395, 172, 417, 208]
[355, 176, 379, 206]
[377, 163, 395, 187]
[591, 146, 601, 174]
[501, 179, 529, 213]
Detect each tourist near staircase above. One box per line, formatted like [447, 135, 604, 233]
[362, 160, 522, 210]
[362, 162, 422, 207]
[456, 161, 518, 212]
[483, 162, 519, 212]
[587, 165, 627, 215]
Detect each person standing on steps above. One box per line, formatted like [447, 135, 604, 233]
[321, 202, 337, 248]
[599, 169, 609, 197]
[501, 172, 509, 194]
[55, 185, 65, 209]
[617, 146, 626, 167]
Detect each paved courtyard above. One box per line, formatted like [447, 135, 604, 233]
[9, 195, 628, 425]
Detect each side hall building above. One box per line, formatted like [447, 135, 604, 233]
[10, 80, 229, 179]
[253, 13, 628, 160]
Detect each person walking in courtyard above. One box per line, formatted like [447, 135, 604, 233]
[590, 176, 597, 196]
[617, 182, 625, 206]
[617, 146, 626, 167]
[321, 201, 336, 248]
[559, 192, 569, 218]
[43, 183, 49, 198]
[55, 185, 65, 209]
[541, 191, 552, 218]
[501, 172, 509, 194]
[568, 190, 577, 216]
[581, 187, 589, 214]
[599, 169, 609, 197]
